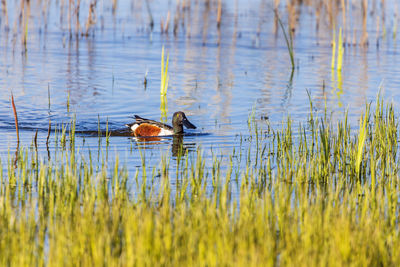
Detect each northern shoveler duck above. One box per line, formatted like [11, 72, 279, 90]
[126, 111, 196, 137]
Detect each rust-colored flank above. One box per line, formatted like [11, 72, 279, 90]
[134, 123, 162, 137]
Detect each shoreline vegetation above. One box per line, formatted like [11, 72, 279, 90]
[0, 0, 397, 50]
[1, 98, 399, 265]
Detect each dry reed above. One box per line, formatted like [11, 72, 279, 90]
[11, 92, 19, 143]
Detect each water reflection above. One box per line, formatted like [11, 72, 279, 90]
[172, 135, 184, 157]
[171, 135, 197, 157]
[131, 134, 197, 158]
[134, 136, 165, 144]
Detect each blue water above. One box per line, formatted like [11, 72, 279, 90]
[0, 0, 399, 176]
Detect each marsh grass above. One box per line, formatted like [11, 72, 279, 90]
[332, 27, 344, 71]
[355, 104, 369, 179]
[275, 11, 295, 70]
[1, 98, 400, 265]
[106, 117, 110, 146]
[331, 27, 344, 106]
[160, 46, 169, 96]
[160, 46, 169, 122]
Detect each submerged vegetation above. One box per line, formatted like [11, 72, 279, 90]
[1, 98, 400, 265]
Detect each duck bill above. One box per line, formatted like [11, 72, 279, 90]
[183, 118, 196, 129]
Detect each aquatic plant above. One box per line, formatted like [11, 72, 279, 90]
[275, 11, 295, 70]
[10, 92, 19, 143]
[160, 46, 169, 96]
[331, 28, 336, 69]
[217, 0, 222, 28]
[160, 46, 169, 122]
[332, 27, 344, 71]
[355, 104, 369, 179]
[331, 27, 344, 106]
[67, 90, 70, 113]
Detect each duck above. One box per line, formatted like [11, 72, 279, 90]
[126, 111, 196, 137]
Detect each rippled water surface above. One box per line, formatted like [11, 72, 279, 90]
[0, 0, 399, 175]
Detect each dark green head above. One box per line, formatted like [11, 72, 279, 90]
[172, 111, 196, 134]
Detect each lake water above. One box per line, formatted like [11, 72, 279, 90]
[0, 0, 399, 177]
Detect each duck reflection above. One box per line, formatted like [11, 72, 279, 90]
[172, 135, 197, 157]
[172, 135, 185, 157]
[135, 136, 164, 143]
[132, 134, 195, 157]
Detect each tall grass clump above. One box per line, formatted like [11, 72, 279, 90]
[332, 27, 344, 71]
[331, 28, 344, 106]
[355, 104, 369, 179]
[160, 46, 169, 96]
[0, 98, 400, 265]
[160, 46, 169, 122]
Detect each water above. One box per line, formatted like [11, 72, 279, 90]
[0, 0, 399, 176]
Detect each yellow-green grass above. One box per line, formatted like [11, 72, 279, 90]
[332, 27, 344, 71]
[160, 46, 169, 122]
[0, 98, 400, 266]
[160, 46, 169, 96]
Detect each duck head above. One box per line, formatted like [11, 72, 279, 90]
[172, 111, 196, 134]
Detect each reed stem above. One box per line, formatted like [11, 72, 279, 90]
[11, 92, 19, 143]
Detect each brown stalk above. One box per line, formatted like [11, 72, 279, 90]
[165, 11, 170, 33]
[75, 0, 81, 36]
[34, 129, 38, 150]
[145, 0, 154, 30]
[1, 0, 9, 31]
[42, 0, 49, 30]
[85, 0, 97, 36]
[315, 1, 322, 32]
[46, 119, 51, 160]
[11, 92, 19, 143]
[46, 119, 51, 145]
[274, 0, 280, 9]
[361, 0, 368, 46]
[112, 0, 117, 15]
[68, 0, 72, 36]
[21, 0, 26, 48]
[326, 0, 332, 26]
[161, 11, 171, 34]
[286, 1, 295, 34]
[217, 0, 222, 28]
[173, 13, 179, 36]
[202, 1, 210, 45]
[173, 1, 180, 36]
[273, 0, 280, 34]
[341, 0, 346, 44]
[24, 0, 31, 51]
